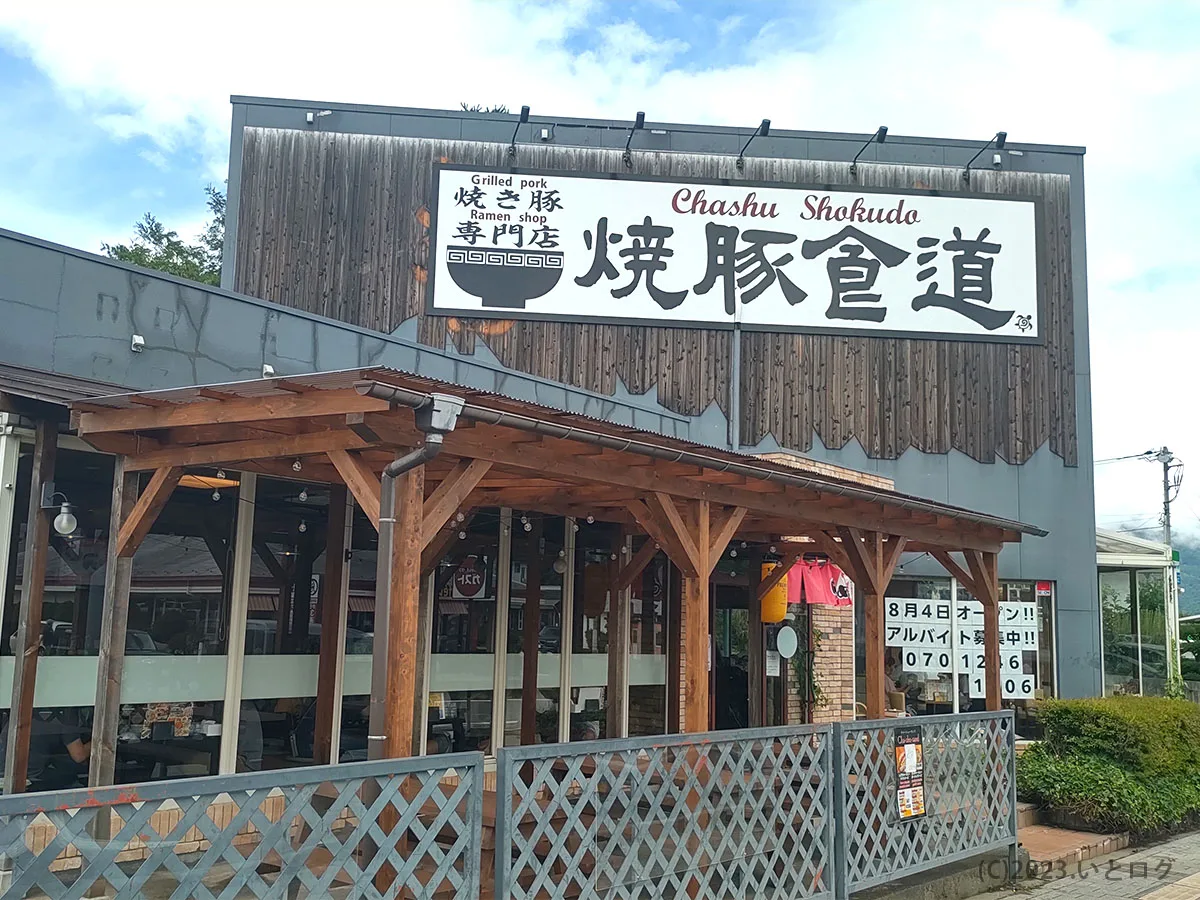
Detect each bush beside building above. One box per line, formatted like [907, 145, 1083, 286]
[1017, 697, 1200, 836]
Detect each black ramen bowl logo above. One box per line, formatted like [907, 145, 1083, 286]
[445, 246, 564, 309]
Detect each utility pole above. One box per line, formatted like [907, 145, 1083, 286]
[1154, 446, 1183, 548]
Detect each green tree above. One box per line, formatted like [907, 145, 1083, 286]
[1181, 621, 1200, 684]
[460, 102, 509, 114]
[102, 185, 225, 286]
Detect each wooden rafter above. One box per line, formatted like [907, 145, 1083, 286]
[422, 510, 475, 575]
[421, 459, 492, 548]
[707, 506, 747, 575]
[612, 537, 660, 595]
[756, 547, 803, 602]
[76, 388, 388, 434]
[650, 492, 701, 575]
[327, 450, 381, 529]
[123, 429, 372, 472]
[115, 467, 184, 559]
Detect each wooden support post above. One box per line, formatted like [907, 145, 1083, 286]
[89, 461, 139, 786]
[831, 528, 906, 720]
[3, 419, 56, 794]
[519, 520, 542, 746]
[968, 550, 1003, 712]
[747, 549, 764, 728]
[383, 466, 424, 759]
[607, 530, 630, 738]
[932, 548, 1003, 712]
[863, 589, 886, 719]
[666, 564, 682, 734]
[314, 485, 348, 765]
[682, 501, 710, 733]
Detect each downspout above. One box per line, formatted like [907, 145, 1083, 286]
[367, 393, 464, 760]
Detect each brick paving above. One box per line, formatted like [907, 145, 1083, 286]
[1008, 829, 1200, 900]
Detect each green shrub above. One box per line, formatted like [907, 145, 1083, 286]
[1018, 696, 1200, 835]
[1036, 696, 1200, 775]
[1017, 743, 1200, 833]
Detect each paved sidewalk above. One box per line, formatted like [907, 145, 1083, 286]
[1009, 829, 1200, 900]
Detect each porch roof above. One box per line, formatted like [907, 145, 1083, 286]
[70, 366, 1044, 555]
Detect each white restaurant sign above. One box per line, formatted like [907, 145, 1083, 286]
[428, 165, 1042, 340]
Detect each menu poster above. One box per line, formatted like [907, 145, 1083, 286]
[895, 725, 926, 820]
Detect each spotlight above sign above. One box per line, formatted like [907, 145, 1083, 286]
[427, 164, 1043, 342]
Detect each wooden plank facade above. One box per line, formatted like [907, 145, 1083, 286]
[232, 127, 1077, 466]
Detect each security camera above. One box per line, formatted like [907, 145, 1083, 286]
[131, 334, 145, 353]
[992, 152, 1003, 169]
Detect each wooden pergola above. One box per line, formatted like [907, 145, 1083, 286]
[44, 368, 1043, 786]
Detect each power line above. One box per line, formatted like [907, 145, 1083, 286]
[1095, 450, 1156, 465]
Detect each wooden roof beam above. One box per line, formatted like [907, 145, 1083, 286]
[421, 459, 492, 548]
[115, 467, 184, 559]
[76, 388, 389, 434]
[123, 428, 375, 472]
[327, 450, 381, 530]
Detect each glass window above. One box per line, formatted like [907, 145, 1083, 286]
[883, 578, 954, 716]
[569, 519, 619, 741]
[425, 510, 501, 754]
[629, 551, 668, 737]
[1137, 570, 1168, 696]
[0, 706, 94, 791]
[503, 515, 564, 746]
[237, 477, 336, 771]
[1100, 570, 1139, 695]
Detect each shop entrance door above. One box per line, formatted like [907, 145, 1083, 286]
[712, 585, 750, 730]
[711, 572, 791, 731]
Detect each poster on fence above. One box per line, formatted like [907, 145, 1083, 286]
[894, 725, 926, 820]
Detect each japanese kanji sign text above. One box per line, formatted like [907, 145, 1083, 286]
[430, 165, 1041, 339]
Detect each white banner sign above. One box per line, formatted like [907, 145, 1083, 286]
[430, 166, 1041, 339]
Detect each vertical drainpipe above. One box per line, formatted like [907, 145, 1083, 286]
[366, 394, 464, 760]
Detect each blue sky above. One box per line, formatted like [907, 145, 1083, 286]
[1, 0, 1199, 534]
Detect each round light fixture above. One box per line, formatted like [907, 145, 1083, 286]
[52, 503, 77, 536]
[776, 625, 800, 660]
[298, 488, 308, 502]
[292, 459, 303, 472]
[212, 489, 221, 502]
[552, 558, 568, 575]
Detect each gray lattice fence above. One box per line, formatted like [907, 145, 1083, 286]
[495, 726, 835, 900]
[0, 752, 484, 899]
[833, 712, 1017, 897]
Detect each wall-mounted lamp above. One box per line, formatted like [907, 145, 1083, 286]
[962, 131, 1007, 183]
[736, 119, 770, 170]
[41, 486, 76, 536]
[130, 334, 145, 353]
[623, 111, 645, 168]
[507, 105, 530, 160]
[849, 126, 888, 178]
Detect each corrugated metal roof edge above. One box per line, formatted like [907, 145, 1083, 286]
[75, 366, 1047, 540]
[0, 227, 688, 426]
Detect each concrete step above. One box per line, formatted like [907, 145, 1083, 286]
[1020, 823, 1130, 872]
[1016, 802, 1041, 829]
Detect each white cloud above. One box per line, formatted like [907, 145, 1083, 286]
[138, 149, 169, 171]
[2, 0, 1199, 531]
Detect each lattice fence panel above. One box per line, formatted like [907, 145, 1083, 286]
[0, 752, 483, 900]
[496, 726, 835, 900]
[835, 712, 1017, 894]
